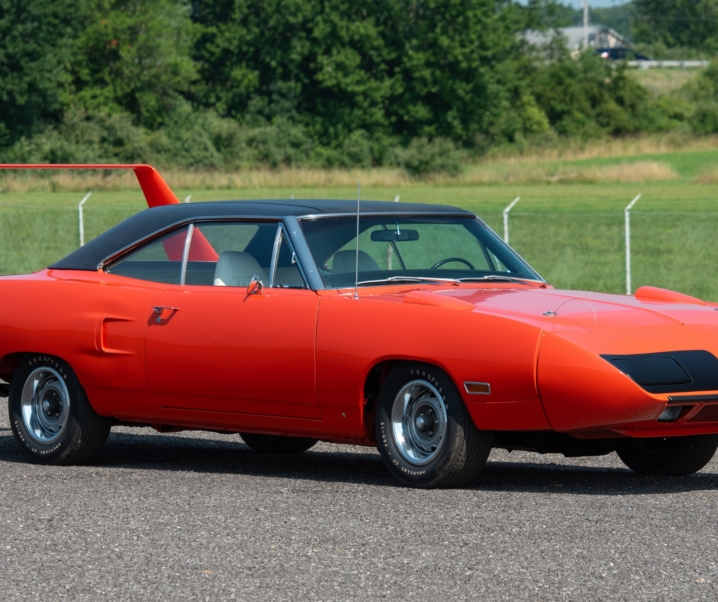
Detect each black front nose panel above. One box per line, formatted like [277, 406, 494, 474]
[601, 350, 718, 394]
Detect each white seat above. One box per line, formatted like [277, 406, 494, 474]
[214, 251, 268, 287]
[332, 250, 381, 274]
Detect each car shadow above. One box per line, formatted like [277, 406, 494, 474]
[2, 428, 718, 495]
[476, 459, 718, 495]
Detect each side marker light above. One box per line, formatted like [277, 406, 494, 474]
[464, 382, 491, 395]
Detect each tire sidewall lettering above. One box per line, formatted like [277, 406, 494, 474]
[10, 355, 75, 462]
[377, 363, 459, 485]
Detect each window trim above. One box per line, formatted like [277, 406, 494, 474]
[104, 224, 189, 284]
[297, 214, 544, 289]
[100, 216, 281, 270]
[269, 226, 282, 287]
[179, 223, 195, 286]
[268, 224, 309, 289]
[104, 217, 311, 290]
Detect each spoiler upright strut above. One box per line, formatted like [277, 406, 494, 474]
[0, 164, 179, 208]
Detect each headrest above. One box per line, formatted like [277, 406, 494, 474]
[332, 250, 381, 274]
[214, 251, 268, 287]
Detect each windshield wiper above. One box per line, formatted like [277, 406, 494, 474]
[356, 276, 460, 286]
[457, 275, 544, 285]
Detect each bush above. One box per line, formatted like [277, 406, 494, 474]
[0, 111, 152, 164]
[530, 51, 668, 139]
[238, 120, 316, 169]
[397, 138, 464, 178]
[690, 102, 718, 134]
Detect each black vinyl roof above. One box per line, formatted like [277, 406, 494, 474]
[50, 199, 472, 271]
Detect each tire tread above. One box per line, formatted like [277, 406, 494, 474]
[376, 362, 493, 489]
[618, 435, 718, 476]
[9, 354, 110, 466]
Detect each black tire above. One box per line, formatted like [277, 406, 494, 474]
[8, 354, 111, 465]
[617, 435, 718, 476]
[240, 433, 318, 454]
[375, 362, 493, 488]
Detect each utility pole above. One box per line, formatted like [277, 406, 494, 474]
[583, 0, 589, 50]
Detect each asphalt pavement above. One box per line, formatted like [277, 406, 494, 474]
[2, 397, 718, 601]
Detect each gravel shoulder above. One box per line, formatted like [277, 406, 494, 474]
[2, 396, 718, 601]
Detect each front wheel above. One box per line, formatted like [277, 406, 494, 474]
[375, 363, 493, 488]
[8, 354, 111, 465]
[618, 435, 718, 476]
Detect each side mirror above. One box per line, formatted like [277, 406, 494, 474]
[247, 274, 264, 295]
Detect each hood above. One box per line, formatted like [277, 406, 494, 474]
[383, 284, 718, 357]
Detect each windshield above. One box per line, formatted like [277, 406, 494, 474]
[300, 215, 542, 288]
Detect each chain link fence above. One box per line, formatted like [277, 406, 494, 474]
[0, 204, 138, 276]
[1, 200, 716, 302]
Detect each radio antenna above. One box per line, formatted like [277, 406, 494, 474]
[354, 179, 361, 300]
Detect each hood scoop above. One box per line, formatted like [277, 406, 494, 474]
[635, 286, 706, 306]
[403, 290, 474, 311]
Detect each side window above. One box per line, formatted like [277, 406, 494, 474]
[193, 222, 276, 287]
[105, 227, 188, 284]
[106, 221, 307, 288]
[273, 230, 306, 288]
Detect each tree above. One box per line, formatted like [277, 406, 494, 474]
[191, 0, 397, 142]
[191, 0, 526, 146]
[0, 0, 82, 146]
[633, 0, 718, 52]
[68, 0, 197, 127]
[387, 0, 526, 143]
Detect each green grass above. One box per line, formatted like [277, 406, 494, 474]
[629, 68, 700, 96]
[2, 145, 718, 299]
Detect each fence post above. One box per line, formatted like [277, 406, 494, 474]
[502, 196, 520, 244]
[624, 193, 641, 295]
[78, 191, 92, 247]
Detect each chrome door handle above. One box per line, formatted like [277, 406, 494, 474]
[153, 306, 179, 314]
[152, 306, 179, 323]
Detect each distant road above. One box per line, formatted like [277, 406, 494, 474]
[629, 60, 709, 69]
[1, 398, 718, 600]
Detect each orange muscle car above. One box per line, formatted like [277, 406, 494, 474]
[2, 164, 718, 488]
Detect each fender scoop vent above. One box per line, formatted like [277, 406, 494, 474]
[403, 291, 474, 311]
[635, 286, 706, 305]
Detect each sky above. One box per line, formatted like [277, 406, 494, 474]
[515, 0, 629, 8]
[559, 0, 628, 7]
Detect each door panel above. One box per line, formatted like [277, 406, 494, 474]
[145, 286, 320, 419]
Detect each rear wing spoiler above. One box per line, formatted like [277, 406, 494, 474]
[0, 164, 179, 207]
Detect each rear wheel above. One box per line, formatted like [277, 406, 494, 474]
[240, 433, 318, 454]
[375, 362, 493, 488]
[618, 435, 718, 476]
[8, 354, 111, 465]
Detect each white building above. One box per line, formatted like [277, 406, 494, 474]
[523, 26, 632, 55]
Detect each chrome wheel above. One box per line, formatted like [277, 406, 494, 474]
[391, 379, 447, 466]
[20, 367, 70, 445]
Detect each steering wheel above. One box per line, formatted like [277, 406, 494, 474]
[430, 257, 475, 270]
